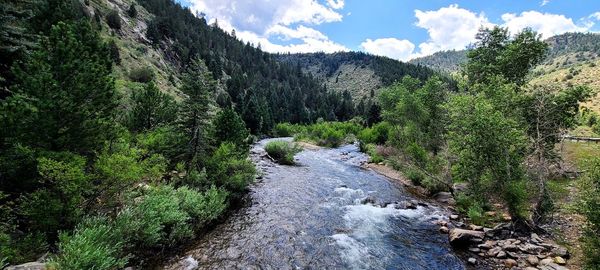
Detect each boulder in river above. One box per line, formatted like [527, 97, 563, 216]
[448, 228, 484, 247]
[360, 196, 376, 204]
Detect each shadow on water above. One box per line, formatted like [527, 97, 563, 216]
[163, 138, 465, 270]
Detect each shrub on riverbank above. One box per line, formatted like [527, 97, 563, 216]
[265, 141, 302, 165]
[579, 158, 600, 269]
[277, 121, 362, 147]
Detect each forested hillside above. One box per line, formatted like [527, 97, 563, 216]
[408, 50, 468, 74]
[275, 52, 444, 101]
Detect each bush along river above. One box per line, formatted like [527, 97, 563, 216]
[163, 138, 465, 270]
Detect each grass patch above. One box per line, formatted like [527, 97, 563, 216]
[265, 141, 302, 165]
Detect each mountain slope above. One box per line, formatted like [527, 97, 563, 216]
[409, 50, 467, 74]
[275, 52, 443, 101]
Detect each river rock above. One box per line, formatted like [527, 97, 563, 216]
[539, 263, 569, 270]
[467, 257, 477, 265]
[540, 258, 554, 265]
[439, 226, 449, 234]
[520, 243, 545, 254]
[551, 246, 570, 259]
[553, 256, 566, 265]
[496, 251, 507, 259]
[524, 267, 539, 270]
[433, 192, 456, 205]
[448, 228, 484, 247]
[449, 214, 459, 220]
[452, 182, 468, 193]
[531, 233, 543, 244]
[468, 224, 483, 231]
[478, 240, 496, 249]
[468, 247, 480, 253]
[395, 201, 416, 209]
[504, 258, 518, 268]
[361, 196, 376, 204]
[527, 255, 540, 266]
[4, 262, 46, 270]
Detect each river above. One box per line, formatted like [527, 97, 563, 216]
[164, 138, 465, 270]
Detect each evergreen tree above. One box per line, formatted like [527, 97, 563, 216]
[179, 59, 216, 169]
[213, 107, 249, 148]
[2, 21, 117, 154]
[129, 82, 177, 132]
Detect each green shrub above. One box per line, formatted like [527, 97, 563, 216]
[207, 143, 256, 193]
[128, 66, 155, 83]
[265, 141, 301, 165]
[579, 158, 600, 269]
[52, 217, 127, 270]
[467, 203, 485, 226]
[21, 154, 90, 234]
[116, 185, 193, 248]
[319, 128, 344, 147]
[105, 10, 121, 30]
[406, 168, 424, 186]
[135, 125, 185, 163]
[503, 179, 528, 220]
[358, 122, 390, 145]
[273, 123, 303, 137]
[363, 143, 383, 163]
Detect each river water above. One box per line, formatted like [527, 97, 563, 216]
[164, 138, 465, 270]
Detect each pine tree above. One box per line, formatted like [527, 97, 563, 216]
[2, 21, 117, 154]
[179, 58, 216, 169]
[129, 82, 177, 132]
[213, 107, 248, 148]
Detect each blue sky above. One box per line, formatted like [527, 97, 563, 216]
[178, 0, 600, 61]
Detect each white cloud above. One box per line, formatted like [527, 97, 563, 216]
[326, 0, 344, 10]
[360, 38, 416, 61]
[414, 4, 492, 55]
[188, 0, 346, 53]
[541, 0, 550, 6]
[591, 12, 600, 20]
[501, 11, 590, 38]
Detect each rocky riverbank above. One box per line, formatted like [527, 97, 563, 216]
[360, 157, 574, 270]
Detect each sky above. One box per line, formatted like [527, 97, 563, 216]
[176, 0, 600, 61]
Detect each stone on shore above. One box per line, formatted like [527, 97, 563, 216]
[448, 228, 484, 247]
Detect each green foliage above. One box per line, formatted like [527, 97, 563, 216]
[358, 121, 390, 145]
[105, 10, 121, 30]
[116, 184, 228, 249]
[207, 142, 256, 194]
[447, 93, 528, 220]
[293, 121, 361, 147]
[213, 108, 249, 149]
[273, 123, 305, 137]
[265, 141, 302, 165]
[3, 21, 117, 154]
[179, 59, 216, 169]
[134, 125, 185, 163]
[467, 203, 485, 226]
[578, 158, 600, 269]
[466, 26, 548, 86]
[129, 82, 178, 132]
[128, 66, 155, 83]
[51, 217, 127, 270]
[21, 154, 90, 235]
[406, 168, 424, 186]
[127, 4, 137, 18]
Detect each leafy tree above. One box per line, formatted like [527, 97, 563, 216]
[179, 59, 216, 169]
[129, 82, 177, 132]
[207, 142, 255, 195]
[447, 93, 529, 223]
[466, 27, 547, 86]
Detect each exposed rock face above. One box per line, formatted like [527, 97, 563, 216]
[448, 228, 484, 247]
